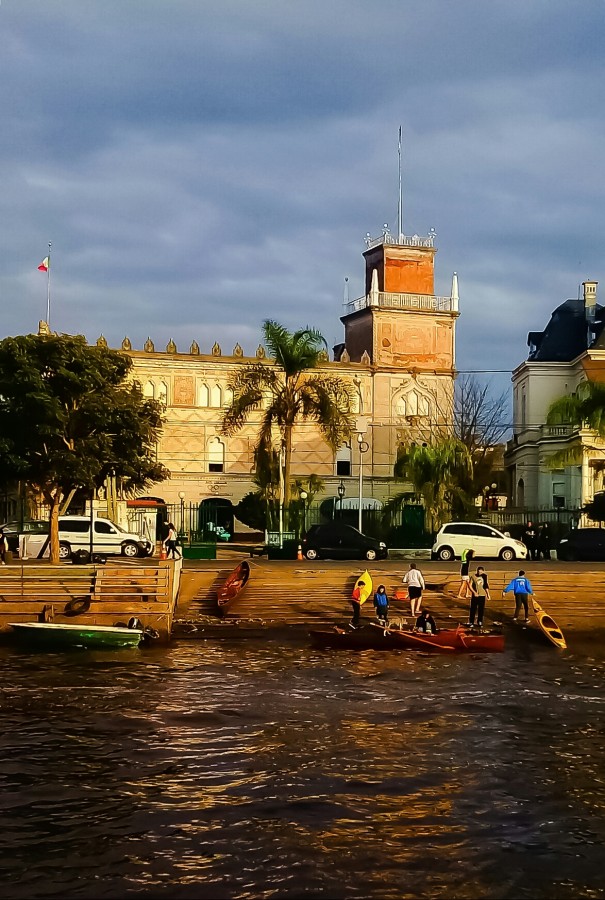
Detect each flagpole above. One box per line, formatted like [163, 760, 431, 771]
[397, 126, 403, 242]
[46, 241, 51, 326]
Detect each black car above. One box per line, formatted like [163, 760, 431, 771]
[302, 523, 388, 561]
[557, 528, 605, 561]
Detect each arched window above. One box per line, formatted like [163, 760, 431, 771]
[517, 478, 525, 508]
[143, 381, 155, 399]
[208, 437, 225, 473]
[336, 443, 351, 477]
[224, 387, 234, 406]
[198, 383, 209, 407]
[210, 384, 222, 407]
[158, 381, 168, 406]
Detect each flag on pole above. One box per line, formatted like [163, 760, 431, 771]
[38, 257, 49, 272]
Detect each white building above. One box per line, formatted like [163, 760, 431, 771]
[505, 280, 605, 511]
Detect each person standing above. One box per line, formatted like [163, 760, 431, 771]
[373, 585, 389, 625]
[469, 566, 490, 628]
[0, 528, 7, 565]
[163, 522, 181, 560]
[457, 548, 475, 599]
[402, 563, 425, 617]
[523, 522, 538, 561]
[349, 580, 365, 630]
[502, 570, 534, 623]
[538, 523, 551, 561]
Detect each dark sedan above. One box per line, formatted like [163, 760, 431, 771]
[302, 523, 388, 561]
[557, 528, 605, 561]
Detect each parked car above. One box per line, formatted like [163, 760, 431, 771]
[556, 528, 605, 561]
[5, 516, 153, 560]
[302, 523, 388, 561]
[0, 520, 50, 554]
[431, 521, 527, 561]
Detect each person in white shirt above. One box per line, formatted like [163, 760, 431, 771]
[402, 563, 425, 616]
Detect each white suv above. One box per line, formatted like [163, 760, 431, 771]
[21, 516, 153, 560]
[432, 522, 527, 562]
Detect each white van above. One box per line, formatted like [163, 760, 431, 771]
[432, 522, 527, 561]
[23, 516, 153, 560]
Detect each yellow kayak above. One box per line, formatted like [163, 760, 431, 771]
[354, 570, 373, 605]
[532, 598, 567, 650]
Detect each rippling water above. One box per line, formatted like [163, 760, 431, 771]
[1, 634, 604, 900]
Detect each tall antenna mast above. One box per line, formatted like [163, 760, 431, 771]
[397, 126, 403, 241]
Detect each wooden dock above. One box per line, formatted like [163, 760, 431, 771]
[0, 559, 181, 641]
[175, 558, 605, 638]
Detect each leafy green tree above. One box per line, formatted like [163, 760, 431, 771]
[385, 437, 474, 534]
[0, 333, 168, 562]
[221, 320, 353, 507]
[546, 380, 605, 469]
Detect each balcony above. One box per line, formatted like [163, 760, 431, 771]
[540, 424, 575, 439]
[365, 231, 436, 251]
[344, 291, 455, 316]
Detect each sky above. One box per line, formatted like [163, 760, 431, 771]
[1, 0, 604, 396]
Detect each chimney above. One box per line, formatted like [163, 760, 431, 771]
[584, 280, 598, 323]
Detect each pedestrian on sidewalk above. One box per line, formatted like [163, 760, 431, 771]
[457, 548, 475, 599]
[469, 566, 490, 628]
[163, 522, 181, 560]
[402, 563, 425, 617]
[502, 570, 534, 623]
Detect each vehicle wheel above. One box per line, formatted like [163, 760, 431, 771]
[365, 548, 377, 561]
[437, 546, 454, 561]
[499, 547, 515, 562]
[122, 541, 139, 558]
[305, 548, 318, 560]
[59, 541, 71, 560]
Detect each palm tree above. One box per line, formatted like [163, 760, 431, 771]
[546, 380, 605, 468]
[221, 320, 354, 507]
[384, 437, 473, 534]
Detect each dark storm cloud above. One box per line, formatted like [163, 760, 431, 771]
[1, 0, 604, 383]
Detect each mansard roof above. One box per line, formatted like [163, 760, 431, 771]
[527, 297, 605, 362]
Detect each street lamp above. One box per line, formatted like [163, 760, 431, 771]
[300, 490, 308, 536]
[337, 480, 346, 518]
[178, 491, 185, 536]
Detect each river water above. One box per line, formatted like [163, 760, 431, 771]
[0, 633, 604, 900]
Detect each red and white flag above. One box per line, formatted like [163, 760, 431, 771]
[38, 257, 49, 272]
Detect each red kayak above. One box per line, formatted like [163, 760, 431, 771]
[310, 624, 504, 653]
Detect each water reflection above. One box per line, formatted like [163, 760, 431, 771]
[0, 640, 604, 899]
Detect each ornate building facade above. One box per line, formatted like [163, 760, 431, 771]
[107, 227, 459, 510]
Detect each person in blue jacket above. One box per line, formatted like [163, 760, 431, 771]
[373, 584, 389, 625]
[502, 570, 534, 622]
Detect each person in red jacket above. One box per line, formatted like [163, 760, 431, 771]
[349, 580, 365, 629]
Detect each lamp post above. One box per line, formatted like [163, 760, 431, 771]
[355, 415, 369, 533]
[300, 490, 308, 537]
[337, 480, 345, 519]
[178, 491, 185, 537]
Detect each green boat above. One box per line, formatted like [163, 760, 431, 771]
[8, 622, 144, 650]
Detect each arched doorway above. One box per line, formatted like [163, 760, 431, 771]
[199, 498, 234, 541]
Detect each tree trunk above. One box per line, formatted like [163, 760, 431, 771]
[283, 425, 293, 509]
[48, 489, 63, 564]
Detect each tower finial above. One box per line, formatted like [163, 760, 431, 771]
[451, 272, 459, 312]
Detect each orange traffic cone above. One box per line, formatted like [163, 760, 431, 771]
[160, 546, 167, 560]
[297, 544, 303, 561]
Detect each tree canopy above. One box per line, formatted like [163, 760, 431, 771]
[0, 333, 168, 562]
[221, 320, 353, 508]
[387, 437, 474, 533]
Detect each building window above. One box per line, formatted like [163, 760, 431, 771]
[521, 391, 526, 427]
[158, 381, 168, 406]
[336, 443, 351, 477]
[198, 383, 209, 407]
[208, 437, 225, 473]
[210, 384, 222, 407]
[553, 481, 565, 509]
[143, 381, 155, 399]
